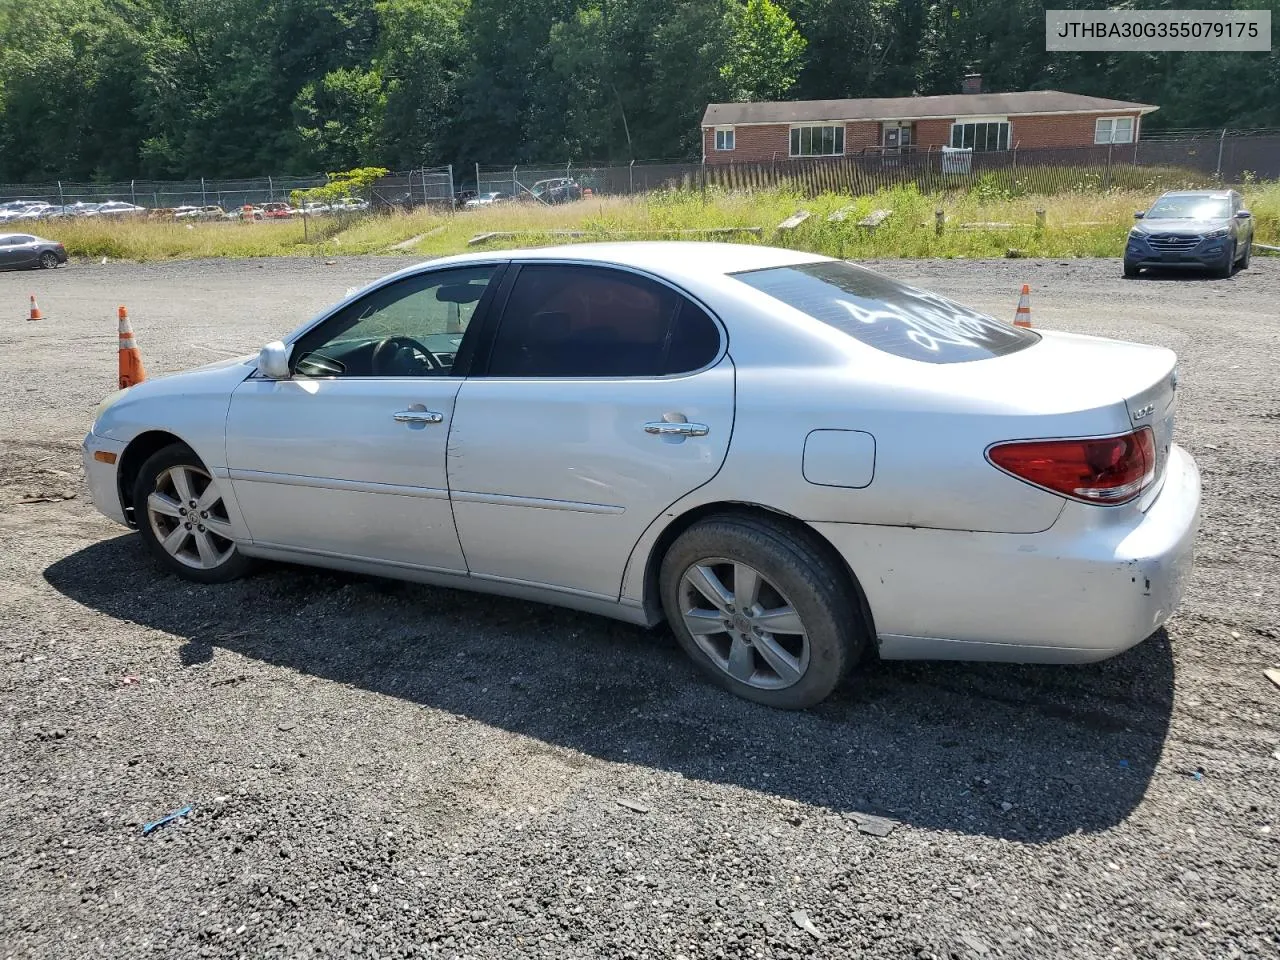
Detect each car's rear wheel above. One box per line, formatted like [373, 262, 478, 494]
[660, 514, 864, 709]
[133, 443, 253, 583]
[1240, 240, 1251, 270]
[1122, 260, 1140, 278]
[38, 250, 59, 269]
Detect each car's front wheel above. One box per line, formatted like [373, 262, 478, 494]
[1123, 260, 1140, 278]
[38, 250, 59, 269]
[1240, 240, 1251, 270]
[132, 443, 253, 583]
[660, 514, 865, 709]
[1216, 242, 1236, 279]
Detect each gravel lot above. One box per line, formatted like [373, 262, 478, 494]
[2, 254, 1278, 959]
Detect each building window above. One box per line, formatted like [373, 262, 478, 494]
[790, 124, 845, 157]
[949, 120, 1010, 152]
[714, 127, 735, 151]
[1095, 117, 1134, 144]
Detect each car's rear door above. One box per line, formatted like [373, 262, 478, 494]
[224, 264, 504, 571]
[447, 262, 734, 600]
[6, 235, 38, 267]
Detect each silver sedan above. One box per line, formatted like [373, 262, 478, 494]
[83, 243, 1200, 709]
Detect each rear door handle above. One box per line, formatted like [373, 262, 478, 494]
[393, 410, 444, 424]
[644, 419, 709, 438]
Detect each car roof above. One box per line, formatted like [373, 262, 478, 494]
[416, 242, 830, 282]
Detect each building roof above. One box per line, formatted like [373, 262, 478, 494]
[702, 91, 1159, 126]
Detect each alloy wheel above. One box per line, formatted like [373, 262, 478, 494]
[678, 557, 810, 690]
[145, 465, 236, 570]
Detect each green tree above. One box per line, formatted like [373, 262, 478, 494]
[648, 0, 733, 156]
[294, 67, 386, 169]
[720, 0, 805, 101]
[375, 0, 466, 168]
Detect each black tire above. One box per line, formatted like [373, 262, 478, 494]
[1239, 240, 1251, 270]
[132, 443, 254, 584]
[1122, 260, 1140, 278]
[38, 250, 59, 269]
[659, 513, 866, 710]
[1216, 242, 1236, 279]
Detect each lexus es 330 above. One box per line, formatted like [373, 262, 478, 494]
[84, 243, 1200, 708]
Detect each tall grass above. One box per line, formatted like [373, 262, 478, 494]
[37, 180, 1280, 263]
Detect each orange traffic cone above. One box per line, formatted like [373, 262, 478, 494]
[118, 305, 147, 389]
[1013, 284, 1033, 328]
[27, 294, 43, 321]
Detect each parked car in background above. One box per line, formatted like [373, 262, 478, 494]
[301, 202, 330, 216]
[0, 233, 67, 270]
[529, 178, 582, 204]
[464, 191, 510, 209]
[261, 202, 295, 219]
[225, 205, 264, 220]
[454, 188, 478, 206]
[83, 242, 1199, 710]
[0, 201, 52, 223]
[64, 202, 102, 218]
[175, 205, 226, 221]
[96, 201, 147, 217]
[330, 197, 370, 213]
[1125, 190, 1254, 279]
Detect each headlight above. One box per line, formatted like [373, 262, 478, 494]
[1128, 228, 1146, 239]
[93, 388, 126, 420]
[1205, 228, 1229, 239]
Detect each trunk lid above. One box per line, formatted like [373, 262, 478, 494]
[925, 329, 1178, 502]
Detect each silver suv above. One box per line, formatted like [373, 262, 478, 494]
[1124, 189, 1254, 279]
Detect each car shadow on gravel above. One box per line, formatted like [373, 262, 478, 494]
[46, 535, 1175, 843]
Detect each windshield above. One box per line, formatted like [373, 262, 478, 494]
[1146, 196, 1230, 219]
[732, 260, 1039, 364]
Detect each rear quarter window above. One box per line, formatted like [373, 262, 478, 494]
[733, 260, 1038, 364]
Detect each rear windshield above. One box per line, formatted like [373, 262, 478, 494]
[732, 260, 1038, 364]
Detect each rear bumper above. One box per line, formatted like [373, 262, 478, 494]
[82, 431, 128, 525]
[814, 444, 1201, 663]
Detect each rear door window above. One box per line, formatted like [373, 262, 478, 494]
[733, 260, 1038, 364]
[484, 264, 722, 377]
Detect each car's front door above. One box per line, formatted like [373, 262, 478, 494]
[224, 264, 504, 571]
[448, 262, 734, 600]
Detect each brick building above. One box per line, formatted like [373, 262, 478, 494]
[701, 78, 1158, 164]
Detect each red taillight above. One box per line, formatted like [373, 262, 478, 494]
[988, 428, 1156, 504]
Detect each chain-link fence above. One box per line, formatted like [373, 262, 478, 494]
[477, 136, 1279, 202]
[3, 133, 1277, 216]
[0, 167, 455, 211]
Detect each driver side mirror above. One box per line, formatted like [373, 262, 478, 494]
[257, 340, 292, 379]
[1235, 209, 1251, 219]
[1133, 211, 1145, 219]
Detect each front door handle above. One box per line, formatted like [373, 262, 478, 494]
[393, 409, 444, 424]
